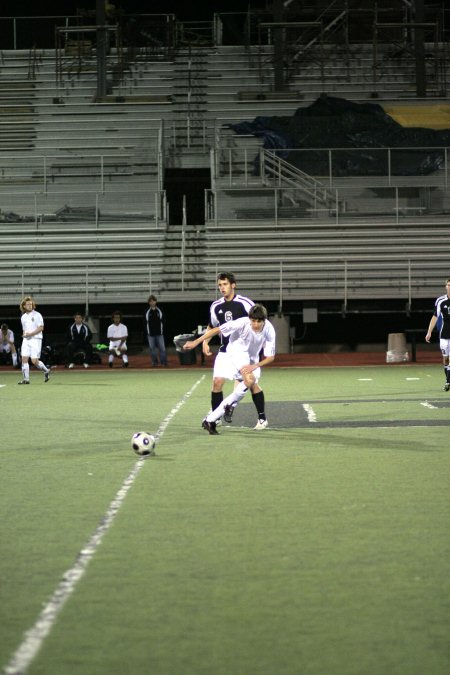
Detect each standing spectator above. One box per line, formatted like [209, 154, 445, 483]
[425, 277, 450, 390]
[184, 304, 276, 434]
[145, 295, 168, 367]
[18, 296, 51, 384]
[107, 310, 129, 368]
[0, 322, 18, 368]
[64, 312, 93, 368]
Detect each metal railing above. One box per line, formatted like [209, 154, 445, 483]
[1, 254, 447, 308]
[212, 145, 450, 188]
[0, 189, 167, 228]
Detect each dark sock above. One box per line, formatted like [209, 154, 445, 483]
[252, 391, 266, 420]
[211, 391, 223, 411]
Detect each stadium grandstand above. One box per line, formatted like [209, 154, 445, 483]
[0, 0, 449, 350]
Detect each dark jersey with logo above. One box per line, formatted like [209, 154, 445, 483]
[434, 294, 450, 339]
[209, 294, 254, 352]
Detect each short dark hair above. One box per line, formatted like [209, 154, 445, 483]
[148, 294, 157, 302]
[249, 304, 268, 321]
[112, 310, 122, 319]
[217, 272, 236, 285]
[1, 323, 8, 331]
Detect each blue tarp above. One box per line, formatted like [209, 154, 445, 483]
[227, 95, 450, 176]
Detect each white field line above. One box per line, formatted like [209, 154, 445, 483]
[302, 403, 317, 423]
[421, 401, 438, 409]
[2, 375, 205, 675]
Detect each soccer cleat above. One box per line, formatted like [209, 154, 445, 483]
[202, 419, 219, 435]
[122, 362, 129, 368]
[68, 363, 75, 369]
[444, 383, 450, 392]
[83, 363, 89, 369]
[18, 379, 30, 385]
[223, 404, 234, 423]
[254, 419, 268, 430]
[44, 370, 50, 382]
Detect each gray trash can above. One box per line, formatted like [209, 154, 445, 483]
[173, 333, 197, 365]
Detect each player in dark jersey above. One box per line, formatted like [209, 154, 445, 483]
[203, 272, 254, 421]
[425, 278, 450, 391]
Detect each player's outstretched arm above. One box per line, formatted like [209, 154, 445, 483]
[184, 326, 220, 350]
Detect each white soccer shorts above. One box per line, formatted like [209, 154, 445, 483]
[21, 337, 42, 359]
[213, 350, 260, 383]
[439, 338, 450, 357]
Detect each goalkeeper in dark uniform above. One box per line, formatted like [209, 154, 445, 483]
[426, 278, 450, 391]
[203, 272, 254, 422]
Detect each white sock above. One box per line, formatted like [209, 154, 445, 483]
[22, 363, 30, 380]
[207, 382, 248, 423]
[36, 360, 49, 373]
[12, 353, 17, 367]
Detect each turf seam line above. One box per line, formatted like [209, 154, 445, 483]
[1, 374, 206, 675]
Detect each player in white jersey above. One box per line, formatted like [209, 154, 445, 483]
[107, 310, 129, 368]
[18, 296, 51, 384]
[184, 305, 276, 433]
[0, 323, 18, 367]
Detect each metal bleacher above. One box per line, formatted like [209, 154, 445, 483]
[0, 5, 449, 309]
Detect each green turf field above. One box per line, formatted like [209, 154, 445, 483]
[1, 364, 449, 675]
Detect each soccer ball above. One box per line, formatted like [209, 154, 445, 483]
[131, 431, 156, 457]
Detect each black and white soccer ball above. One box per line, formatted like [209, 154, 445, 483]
[131, 432, 156, 457]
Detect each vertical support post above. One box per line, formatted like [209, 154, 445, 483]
[343, 259, 348, 313]
[329, 149, 332, 187]
[85, 266, 89, 317]
[274, 189, 278, 226]
[43, 155, 47, 193]
[279, 260, 283, 315]
[407, 259, 412, 312]
[181, 194, 187, 292]
[96, 0, 108, 99]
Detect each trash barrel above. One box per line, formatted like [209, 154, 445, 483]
[173, 333, 197, 365]
[386, 333, 409, 363]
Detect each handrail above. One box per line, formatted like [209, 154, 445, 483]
[261, 149, 338, 208]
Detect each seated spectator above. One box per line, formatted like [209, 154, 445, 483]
[0, 323, 18, 368]
[64, 312, 93, 368]
[107, 310, 129, 368]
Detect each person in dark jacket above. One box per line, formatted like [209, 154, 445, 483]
[65, 312, 93, 368]
[145, 295, 168, 367]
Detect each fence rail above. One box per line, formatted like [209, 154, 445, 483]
[0, 256, 447, 309]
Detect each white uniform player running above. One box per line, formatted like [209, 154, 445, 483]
[184, 304, 276, 434]
[18, 296, 51, 384]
